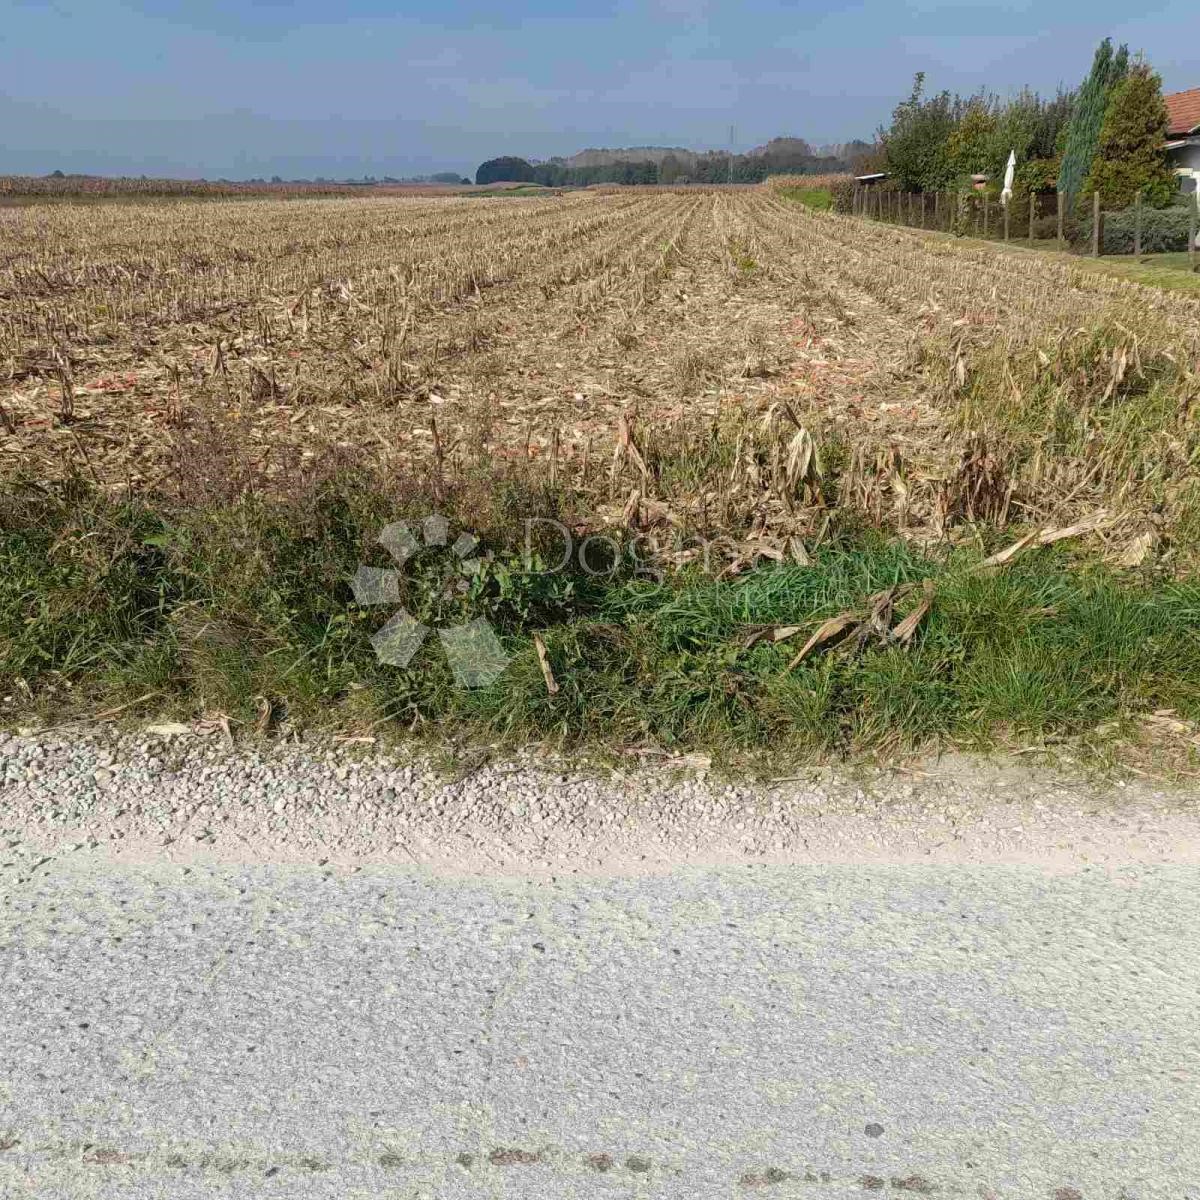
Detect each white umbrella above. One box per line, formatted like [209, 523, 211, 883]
[1000, 150, 1016, 208]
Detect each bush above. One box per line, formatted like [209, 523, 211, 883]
[1081, 202, 1197, 254]
[830, 177, 856, 213]
[1030, 213, 1081, 242]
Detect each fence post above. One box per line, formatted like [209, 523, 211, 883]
[1133, 191, 1142, 257]
[1092, 190, 1100, 258]
[921, 192, 927, 229]
[1056, 192, 1064, 250]
[1029, 190, 1036, 247]
[934, 191, 940, 229]
[983, 193, 989, 238]
[1003, 199, 1010, 242]
[1190, 192, 1198, 271]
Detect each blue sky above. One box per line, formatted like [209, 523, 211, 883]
[2, 0, 1196, 178]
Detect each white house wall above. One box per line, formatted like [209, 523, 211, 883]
[1170, 142, 1200, 192]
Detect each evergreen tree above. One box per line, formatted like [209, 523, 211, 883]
[1057, 38, 1129, 200]
[1082, 62, 1176, 208]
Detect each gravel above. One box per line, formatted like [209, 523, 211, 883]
[1, 726, 1197, 873]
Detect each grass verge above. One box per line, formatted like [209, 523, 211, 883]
[772, 187, 833, 211]
[850, 223, 1200, 294]
[4, 475, 1198, 763]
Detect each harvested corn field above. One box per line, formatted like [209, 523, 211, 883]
[4, 190, 1200, 759]
[3, 190, 1200, 559]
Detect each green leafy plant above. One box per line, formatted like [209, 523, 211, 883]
[1082, 62, 1176, 209]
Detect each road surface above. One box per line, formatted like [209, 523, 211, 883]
[2, 731, 1199, 1197]
[3, 857, 1200, 1198]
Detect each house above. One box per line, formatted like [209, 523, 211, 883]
[1165, 88, 1200, 194]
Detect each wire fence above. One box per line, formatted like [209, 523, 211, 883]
[851, 185, 1199, 265]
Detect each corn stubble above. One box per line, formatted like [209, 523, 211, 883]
[1, 188, 1198, 568]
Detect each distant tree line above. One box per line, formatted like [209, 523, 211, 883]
[475, 140, 875, 187]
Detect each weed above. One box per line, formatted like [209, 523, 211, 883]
[4, 478, 1199, 760]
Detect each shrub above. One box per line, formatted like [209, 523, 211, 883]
[829, 177, 856, 213]
[1031, 214, 1063, 241]
[1081, 203, 1197, 254]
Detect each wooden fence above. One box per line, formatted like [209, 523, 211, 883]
[851, 186, 1199, 266]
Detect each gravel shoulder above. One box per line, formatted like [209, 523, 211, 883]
[3, 727, 1199, 875]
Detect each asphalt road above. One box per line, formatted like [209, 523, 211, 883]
[2, 858, 1199, 1199]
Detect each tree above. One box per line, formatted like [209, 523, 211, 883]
[986, 88, 1073, 182]
[881, 73, 960, 190]
[1082, 61, 1176, 209]
[659, 153, 684, 184]
[943, 100, 996, 182]
[1057, 38, 1129, 200]
[475, 156, 535, 185]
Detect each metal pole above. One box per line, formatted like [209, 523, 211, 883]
[983, 193, 989, 238]
[1057, 192, 1064, 250]
[1092, 190, 1101, 258]
[1133, 191, 1142, 257]
[1003, 200, 1010, 243]
[1029, 190, 1035, 247]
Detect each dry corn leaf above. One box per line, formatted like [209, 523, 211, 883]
[1117, 530, 1157, 568]
[785, 613, 859, 671]
[533, 633, 559, 696]
[891, 581, 935, 644]
[977, 511, 1111, 571]
[743, 623, 807, 650]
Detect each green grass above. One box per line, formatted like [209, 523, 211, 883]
[1080, 250, 1200, 292]
[4, 476, 1198, 761]
[866, 221, 1200, 294]
[775, 187, 832, 211]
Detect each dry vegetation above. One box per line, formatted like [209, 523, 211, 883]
[4, 190, 1200, 758]
[0, 175, 465, 199]
[3, 188, 1199, 563]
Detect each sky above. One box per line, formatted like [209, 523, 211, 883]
[2, 0, 1197, 179]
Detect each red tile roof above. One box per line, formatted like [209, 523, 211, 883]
[1166, 88, 1200, 136]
